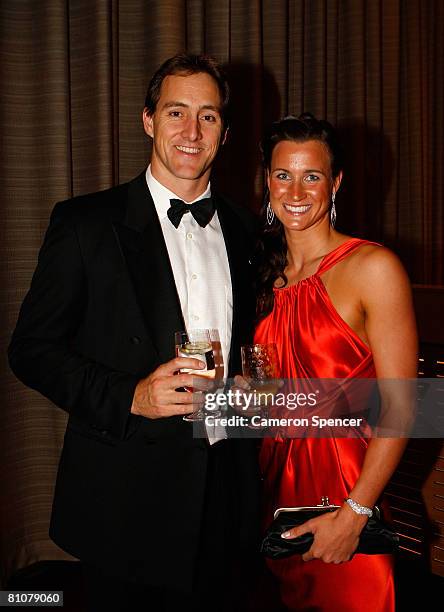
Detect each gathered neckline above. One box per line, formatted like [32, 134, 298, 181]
[273, 238, 364, 292]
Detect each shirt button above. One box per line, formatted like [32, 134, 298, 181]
[192, 315, 199, 321]
[191, 273, 198, 280]
[186, 232, 193, 240]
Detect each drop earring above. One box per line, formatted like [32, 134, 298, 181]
[267, 202, 275, 225]
[330, 192, 336, 227]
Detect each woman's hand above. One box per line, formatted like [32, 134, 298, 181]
[281, 504, 368, 563]
[231, 374, 257, 417]
[230, 375, 272, 430]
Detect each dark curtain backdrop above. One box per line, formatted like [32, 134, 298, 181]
[1, 0, 443, 583]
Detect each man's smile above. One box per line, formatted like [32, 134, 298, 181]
[175, 145, 203, 154]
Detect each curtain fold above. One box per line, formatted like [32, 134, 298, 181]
[1, 0, 443, 584]
[69, 0, 117, 192]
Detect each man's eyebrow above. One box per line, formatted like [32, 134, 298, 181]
[161, 101, 221, 113]
[199, 105, 221, 113]
[162, 101, 188, 109]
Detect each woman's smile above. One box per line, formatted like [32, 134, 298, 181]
[283, 203, 312, 215]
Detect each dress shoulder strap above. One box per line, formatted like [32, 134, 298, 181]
[317, 238, 381, 275]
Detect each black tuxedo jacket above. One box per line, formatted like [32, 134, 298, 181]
[8, 172, 260, 590]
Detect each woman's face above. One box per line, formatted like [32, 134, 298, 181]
[267, 139, 342, 232]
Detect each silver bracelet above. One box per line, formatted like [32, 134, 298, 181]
[345, 497, 373, 517]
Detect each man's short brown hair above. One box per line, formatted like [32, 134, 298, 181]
[144, 53, 230, 127]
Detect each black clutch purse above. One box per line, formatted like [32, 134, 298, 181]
[261, 497, 399, 560]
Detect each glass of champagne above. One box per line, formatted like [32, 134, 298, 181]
[241, 343, 280, 412]
[175, 328, 216, 422]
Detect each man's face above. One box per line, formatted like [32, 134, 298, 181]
[143, 72, 226, 195]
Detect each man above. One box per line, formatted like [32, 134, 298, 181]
[9, 54, 259, 611]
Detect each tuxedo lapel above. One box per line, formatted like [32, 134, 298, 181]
[113, 173, 184, 363]
[215, 194, 255, 376]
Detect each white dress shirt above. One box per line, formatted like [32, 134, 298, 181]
[146, 167, 232, 442]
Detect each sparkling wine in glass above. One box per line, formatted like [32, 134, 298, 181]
[175, 329, 216, 422]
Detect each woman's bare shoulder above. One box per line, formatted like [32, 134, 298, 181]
[351, 242, 405, 271]
[343, 242, 411, 297]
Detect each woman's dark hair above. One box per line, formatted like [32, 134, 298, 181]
[144, 53, 230, 127]
[256, 112, 344, 320]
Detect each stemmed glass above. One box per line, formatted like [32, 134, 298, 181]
[175, 328, 219, 422]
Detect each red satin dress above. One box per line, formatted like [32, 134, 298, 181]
[255, 239, 394, 612]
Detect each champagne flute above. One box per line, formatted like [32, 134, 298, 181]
[175, 328, 216, 422]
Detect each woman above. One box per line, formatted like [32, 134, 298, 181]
[254, 114, 417, 611]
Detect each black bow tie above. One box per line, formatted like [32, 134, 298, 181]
[167, 197, 215, 228]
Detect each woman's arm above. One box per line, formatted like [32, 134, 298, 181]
[346, 247, 418, 505]
[282, 247, 418, 563]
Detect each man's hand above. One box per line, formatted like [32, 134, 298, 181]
[281, 505, 367, 564]
[130, 357, 206, 419]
